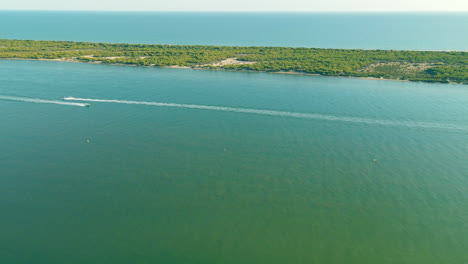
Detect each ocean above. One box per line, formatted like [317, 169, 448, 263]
[1, 11, 468, 50]
[1, 12, 468, 264]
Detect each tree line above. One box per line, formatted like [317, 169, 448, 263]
[1, 39, 466, 84]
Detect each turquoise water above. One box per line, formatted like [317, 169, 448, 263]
[1, 11, 468, 50]
[1, 11, 468, 263]
[1, 60, 468, 263]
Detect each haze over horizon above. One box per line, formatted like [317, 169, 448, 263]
[1, 0, 467, 12]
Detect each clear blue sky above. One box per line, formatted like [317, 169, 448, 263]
[1, 0, 467, 11]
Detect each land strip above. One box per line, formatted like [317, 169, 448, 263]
[0, 39, 466, 84]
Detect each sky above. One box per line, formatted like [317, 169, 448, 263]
[1, 0, 467, 12]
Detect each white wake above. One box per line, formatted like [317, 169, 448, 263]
[0, 95, 89, 107]
[63, 97, 467, 131]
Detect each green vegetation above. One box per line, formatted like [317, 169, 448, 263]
[1, 39, 466, 84]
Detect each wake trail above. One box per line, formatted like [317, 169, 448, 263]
[0, 95, 89, 107]
[63, 97, 468, 131]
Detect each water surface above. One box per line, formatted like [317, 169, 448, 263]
[1, 60, 468, 263]
[1, 11, 467, 50]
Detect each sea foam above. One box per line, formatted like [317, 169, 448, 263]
[1, 95, 89, 107]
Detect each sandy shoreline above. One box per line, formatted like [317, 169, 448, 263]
[1, 58, 461, 85]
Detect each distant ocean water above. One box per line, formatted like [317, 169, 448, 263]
[0, 11, 467, 50]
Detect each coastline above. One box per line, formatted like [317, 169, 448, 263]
[2, 58, 452, 85]
[1, 39, 466, 85]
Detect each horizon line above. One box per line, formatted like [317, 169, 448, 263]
[1, 10, 468, 13]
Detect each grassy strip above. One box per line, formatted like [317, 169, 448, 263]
[1, 39, 466, 84]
